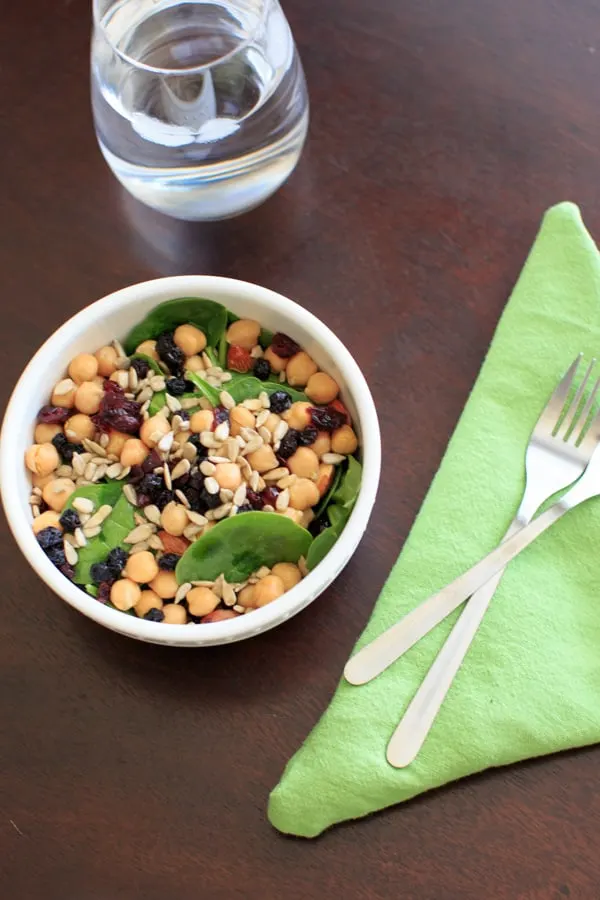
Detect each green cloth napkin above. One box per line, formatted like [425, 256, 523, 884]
[268, 202, 600, 838]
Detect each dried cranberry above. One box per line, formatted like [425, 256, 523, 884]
[253, 358, 270, 380]
[158, 553, 180, 571]
[131, 358, 150, 379]
[37, 405, 70, 425]
[245, 490, 264, 510]
[261, 486, 280, 507]
[59, 508, 81, 533]
[271, 332, 301, 358]
[214, 406, 229, 426]
[92, 381, 142, 434]
[298, 426, 318, 446]
[58, 562, 75, 580]
[156, 331, 184, 375]
[96, 582, 111, 604]
[135, 493, 152, 508]
[128, 465, 144, 484]
[309, 406, 346, 432]
[166, 377, 187, 396]
[144, 608, 165, 622]
[269, 390, 292, 414]
[142, 450, 162, 473]
[278, 430, 300, 459]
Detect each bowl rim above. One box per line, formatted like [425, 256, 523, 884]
[0, 276, 381, 646]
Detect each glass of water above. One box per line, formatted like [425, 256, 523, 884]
[91, 0, 309, 221]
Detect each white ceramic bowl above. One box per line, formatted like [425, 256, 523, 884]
[0, 277, 380, 647]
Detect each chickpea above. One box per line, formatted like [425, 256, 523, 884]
[237, 585, 257, 608]
[278, 507, 304, 525]
[149, 570, 179, 599]
[187, 586, 220, 617]
[68, 353, 99, 385]
[264, 346, 287, 373]
[288, 478, 320, 511]
[283, 401, 312, 430]
[271, 562, 302, 591]
[74, 381, 104, 415]
[161, 502, 189, 537]
[32, 510, 62, 535]
[201, 609, 238, 622]
[31, 472, 55, 489]
[246, 445, 278, 474]
[135, 340, 159, 361]
[331, 424, 358, 455]
[305, 371, 339, 405]
[135, 590, 164, 618]
[111, 578, 141, 611]
[301, 509, 315, 529]
[316, 463, 335, 496]
[162, 603, 187, 624]
[254, 574, 285, 608]
[174, 324, 207, 356]
[311, 431, 331, 457]
[42, 477, 76, 512]
[186, 355, 204, 372]
[95, 345, 119, 377]
[286, 352, 318, 388]
[25, 443, 60, 476]
[288, 447, 319, 479]
[229, 405, 255, 436]
[226, 318, 261, 350]
[64, 413, 95, 443]
[51, 380, 77, 409]
[34, 423, 62, 443]
[214, 463, 242, 491]
[263, 413, 281, 435]
[190, 409, 215, 433]
[140, 414, 170, 448]
[125, 550, 159, 584]
[105, 430, 129, 457]
[120, 438, 148, 468]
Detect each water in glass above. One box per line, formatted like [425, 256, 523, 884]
[91, 0, 309, 220]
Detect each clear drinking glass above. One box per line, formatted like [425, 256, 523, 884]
[91, 0, 309, 221]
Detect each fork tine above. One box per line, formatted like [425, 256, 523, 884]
[569, 376, 600, 444]
[555, 357, 595, 438]
[538, 354, 581, 433]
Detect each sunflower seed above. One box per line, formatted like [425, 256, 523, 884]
[200, 431, 219, 448]
[171, 414, 186, 433]
[123, 483, 137, 505]
[186, 510, 208, 526]
[321, 452, 346, 464]
[298, 556, 308, 577]
[148, 534, 164, 551]
[242, 436, 263, 455]
[222, 582, 237, 607]
[55, 464, 72, 477]
[63, 540, 78, 566]
[181, 442, 198, 461]
[83, 525, 102, 539]
[106, 462, 123, 479]
[255, 566, 271, 579]
[221, 373, 233, 383]
[72, 497, 95, 514]
[255, 409, 270, 428]
[85, 504, 113, 530]
[128, 368, 138, 391]
[163, 464, 172, 490]
[53, 377, 76, 396]
[273, 420, 289, 442]
[183, 524, 203, 540]
[219, 488, 234, 503]
[259, 391, 270, 409]
[191, 580, 215, 588]
[199, 461, 215, 477]
[28, 495, 39, 506]
[170, 458, 191, 481]
[74, 527, 87, 547]
[112, 338, 127, 359]
[166, 394, 182, 413]
[137, 386, 153, 404]
[214, 422, 230, 442]
[115, 370, 130, 389]
[99, 433, 110, 448]
[219, 390, 235, 410]
[124, 523, 155, 544]
[242, 398, 263, 411]
[32, 486, 43, 497]
[208, 456, 230, 464]
[31, 505, 40, 518]
[233, 484, 247, 507]
[212, 574, 224, 598]
[262, 504, 275, 512]
[233, 605, 245, 613]
[92, 464, 107, 482]
[134, 513, 146, 526]
[130, 541, 150, 554]
[258, 426, 272, 445]
[250, 345, 263, 358]
[116, 466, 131, 480]
[213, 502, 232, 520]
[143, 504, 161, 525]
[249, 470, 260, 492]
[224, 438, 239, 462]
[181, 397, 200, 410]
[175, 489, 190, 508]
[204, 476, 219, 495]
[149, 375, 166, 392]
[175, 582, 192, 603]
[275, 488, 290, 511]
[279, 371, 286, 383]
[158, 431, 174, 454]
[277, 474, 297, 489]
[83, 439, 107, 458]
[199, 396, 214, 410]
[263, 467, 289, 482]
[140, 401, 151, 416]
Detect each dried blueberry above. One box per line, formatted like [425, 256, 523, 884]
[155, 490, 175, 510]
[106, 547, 128, 576]
[59, 508, 81, 533]
[236, 503, 253, 514]
[269, 390, 292, 414]
[37, 405, 70, 425]
[271, 332, 301, 359]
[156, 331, 184, 375]
[138, 474, 163, 502]
[309, 406, 346, 432]
[278, 430, 300, 459]
[144, 608, 165, 622]
[245, 490, 265, 510]
[130, 357, 150, 379]
[90, 562, 116, 584]
[178, 410, 190, 425]
[166, 377, 187, 396]
[36, 527, 64, 552]
[46, 545, 66, 567]
[253, 358, 270, 380]
[298, 426, 318, 446]
[214, 405, 229, 425]
[158, 553, 180, 571]
[198, 487, 222, 510]
[52, 433, 84, 463]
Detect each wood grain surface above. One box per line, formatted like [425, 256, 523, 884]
[2, 0, 600, 897]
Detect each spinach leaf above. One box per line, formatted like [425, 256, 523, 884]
[176, 511, 312, 584]
[102, 492, 136, 547]
[226, 376, 308, 405]
[227, 310, 240, 325]
[259, 328, 274, 349]
[306, 457, 362, 571]
[131, 352, 163, 374]
[148, 391, 167, 416]
[184, 372, 221, 406]
[313, 461, 344, 519]
[218, 332, 228, 368]
[65, 484, 136, 584]
[123, 298, 228, 355]
[64, 482, 123, 512]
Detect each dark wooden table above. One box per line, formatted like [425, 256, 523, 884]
[3, 1, 600, 897]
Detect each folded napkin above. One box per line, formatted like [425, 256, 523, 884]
[268, 202, 600, 838]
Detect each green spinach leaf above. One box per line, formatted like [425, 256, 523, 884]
[130, 353, 163, 374]
[65, 484, 136, 584]
[123, 298, 228, 354]
[226, 376, 308, 405]
[183, 372, 221, 406]
[176, 512, 312, 584]
[306, 457, 362, 571]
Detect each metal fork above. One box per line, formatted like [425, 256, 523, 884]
[345, 355, 600, 719]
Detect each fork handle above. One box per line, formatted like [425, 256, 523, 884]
[344, 502, 567, 686]
[386, 520, 522, 768]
